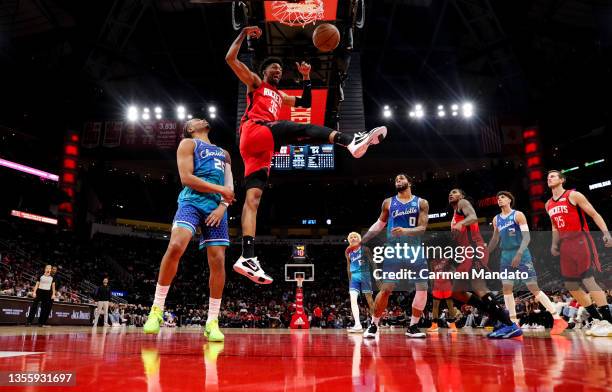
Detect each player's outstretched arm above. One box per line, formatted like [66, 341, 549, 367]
[177, 139, 233, 200]
[281, 62, 312, 108]
[225, 26, 262, 91]
[361, 198, 390, 244]
[570, 191, 612, 246]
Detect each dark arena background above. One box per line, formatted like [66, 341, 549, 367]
[0, 0, 611, 391]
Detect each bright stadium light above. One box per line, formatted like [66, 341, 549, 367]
[383, 109, 392, 118]
[208, 105, 217, 114]
[210, 113, 217, 119]
[142, 112, 150, 120]
[383, 105, 390, 110]
[462, 102, 474, 118]
[438, 111, 446, 117]
[177, 113, 186, 120]
[177, 105, 186, 120]
[409, 111, 416, 118]
[154, 106, 162, 114]
[155, 114, 162, 120]
[143, 107, 150, 113]
[413, 104, 424, 119]
[437, 105, 444, 110]
[127, 106, 138, 122]
[187, 114, 193, 119]
[451, 104, 459, 111]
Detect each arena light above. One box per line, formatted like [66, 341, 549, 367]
[0, 158, 59, 181]
[326, 219, 332, 225]
[208, 106, 217, 114]
[438, 110, 446, 117]
[561, 166, 579, 173]
[409, 111, 416, 118]
[210, 113, 217, 119]
[11, 210, 58, 225]
[462, 102, 474, 118]
[585, 159, 605, 167]
[155, 114, 162, 120]
[187, 114, 193, 119]
[142, 112, 150, 120]
[383, 109, 392, 118]
[177, 105, 186, 120]
[154, 106, 162, 114]
[127, 106, 138, 122]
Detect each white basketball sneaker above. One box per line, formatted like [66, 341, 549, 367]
[348, 325, 363, 333]
[233, 256, 273, 284]
[590, 320, 612, 337]
[347, 126, 387, 158]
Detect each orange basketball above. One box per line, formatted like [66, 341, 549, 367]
[312, 23, 340, 52]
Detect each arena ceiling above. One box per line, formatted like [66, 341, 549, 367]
[1, 0, 610, 159]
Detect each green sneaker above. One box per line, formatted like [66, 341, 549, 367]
[143, 305, 163, 334]
[204, 319, 224, 342]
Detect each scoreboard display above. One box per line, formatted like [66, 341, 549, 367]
[271, 144, 334, 171]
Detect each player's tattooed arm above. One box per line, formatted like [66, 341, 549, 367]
[394, 198, 429, 237]
[570, 191, 612, 246]
[177, 139, 234, 201]
[362, 198, 390, 244]
[226, 26, 262, 91]
[456, 199, 478, 226]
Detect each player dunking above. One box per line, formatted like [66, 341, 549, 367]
[346, 232, 375, 332]
[358, 174, 430, 339]
[545, 170, 612, 337]
[143, 118, 233, 342]
[488, 191, 568, 334]
[226, 26, 387, 284]
[448, 188, 522, 339]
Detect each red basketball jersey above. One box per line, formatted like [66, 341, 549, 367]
[451, 208, 485, 246]
[241, 82, 283, 124]
[546, 190, 590, 238]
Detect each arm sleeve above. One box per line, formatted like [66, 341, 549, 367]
[294, 80, 312, 108]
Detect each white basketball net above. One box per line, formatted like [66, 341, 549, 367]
[271, 0, 324, 28]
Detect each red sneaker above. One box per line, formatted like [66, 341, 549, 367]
[551, 318, 568, 335]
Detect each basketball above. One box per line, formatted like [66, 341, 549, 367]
[313, 23, 340, 52]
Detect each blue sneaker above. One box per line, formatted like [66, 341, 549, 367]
[489, 323, 523, 339]
[499, 323, 523, 339]
[486, 323, 506, 339]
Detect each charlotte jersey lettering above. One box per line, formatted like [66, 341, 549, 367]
[242, 82, 283, 123]
[387, 195, 421, 245]
[177, 139, 226, 210]
[349, 247, 371, 275]
[495, 210, 523, 250]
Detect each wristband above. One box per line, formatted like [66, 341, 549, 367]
[220, 201, 230, 208]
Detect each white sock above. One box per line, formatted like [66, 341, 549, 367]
[207, 297, 221, 323]
[410, 315, 420, 326]
[153, 284, 170, 311]
[349, 291, 361, 326]
[503, 294, 517, 321]
[535, 291, 560, 319]
[372, 316, 380, 325]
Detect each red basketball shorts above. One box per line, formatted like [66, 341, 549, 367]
[239, 120, 274, 177]
[560, 233, 600, 280]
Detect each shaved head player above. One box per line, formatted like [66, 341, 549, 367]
[226, 26, 387, 284]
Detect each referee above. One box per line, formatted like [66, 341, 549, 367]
[26, 265, 56, 327]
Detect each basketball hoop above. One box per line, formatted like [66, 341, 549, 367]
[271, 0, 324, 28]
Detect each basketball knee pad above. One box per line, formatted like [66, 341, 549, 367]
[412, 290, 427, 311]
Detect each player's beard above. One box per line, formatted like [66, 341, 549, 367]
[396, 184, 408, 192]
